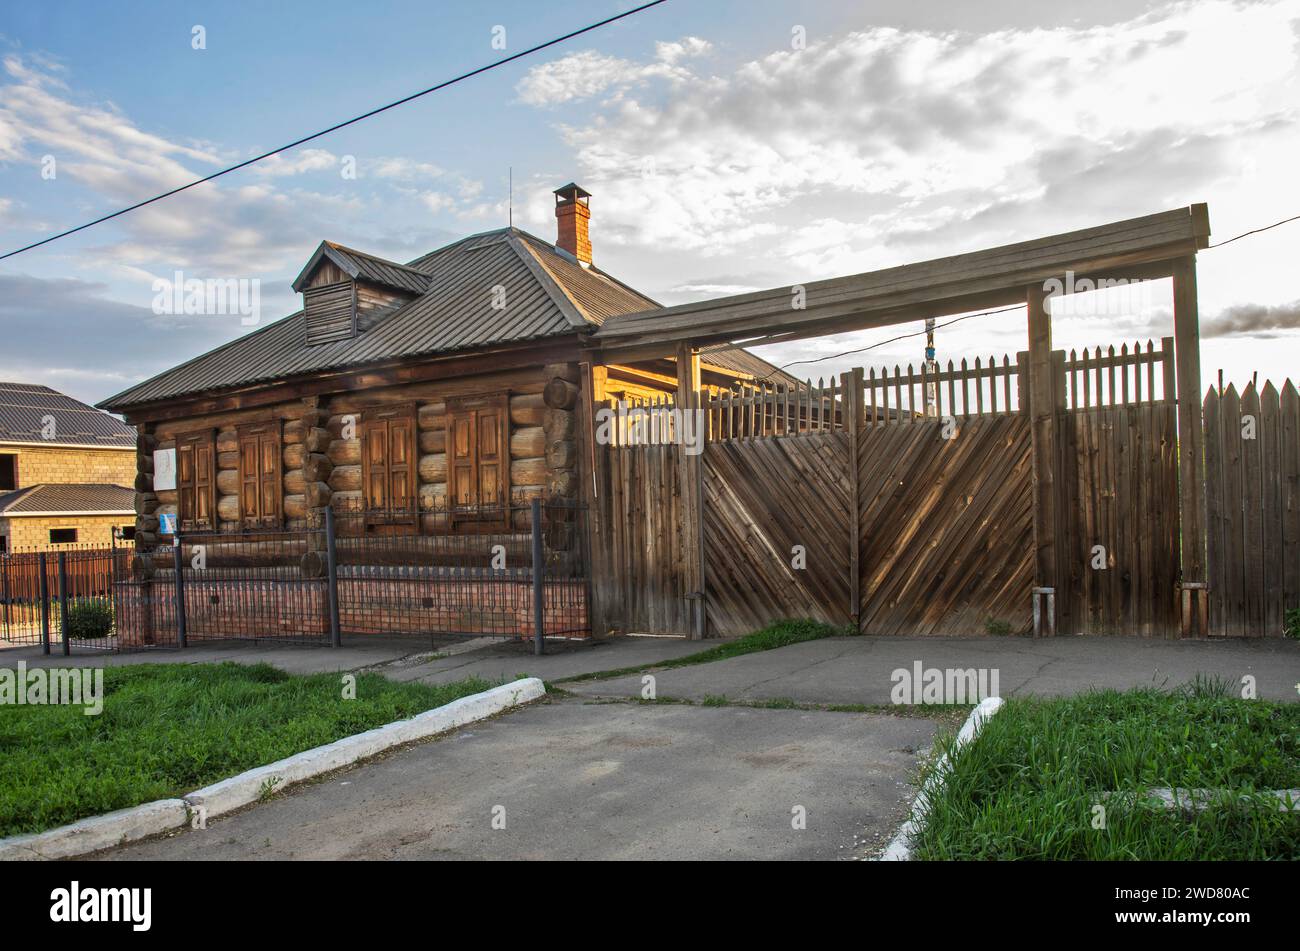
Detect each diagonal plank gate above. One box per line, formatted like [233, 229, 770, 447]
[592, 340, 1185, 638]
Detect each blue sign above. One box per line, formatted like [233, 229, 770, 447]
[158, 512, 177, 536]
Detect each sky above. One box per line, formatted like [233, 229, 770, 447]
[0, 0, 1297, 407]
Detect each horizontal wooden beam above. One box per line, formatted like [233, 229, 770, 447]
[594, 205, 1209, 358]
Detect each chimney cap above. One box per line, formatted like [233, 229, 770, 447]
[553, 182, 591, 203]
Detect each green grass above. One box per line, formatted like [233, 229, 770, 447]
[558, 618, 851, 684]
[912, 681, 1300, 860]
[0, 662, 492, 837]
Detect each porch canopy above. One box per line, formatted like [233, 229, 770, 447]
[592, 204, 1210, 361]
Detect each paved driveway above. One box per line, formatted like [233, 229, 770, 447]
[562, 635, 1300, 705]
[98, 698, 936, 861]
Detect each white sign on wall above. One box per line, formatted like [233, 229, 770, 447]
[153, 448, 177, 492]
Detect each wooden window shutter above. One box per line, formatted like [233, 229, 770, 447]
[360, 403, 417, 527]
[176, 430, 217, 530]
[237, 420, 283, 527]
[446, 393, 510, 523]
[475, 397, 508, 504]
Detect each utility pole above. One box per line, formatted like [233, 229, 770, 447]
[924, 318, 938, 416]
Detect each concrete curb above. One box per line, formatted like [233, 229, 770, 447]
[879, 696, 1004, 861]
[184, 678, 545, 818]
[0, 677, 544, 861]
[0, 799, 190, 862]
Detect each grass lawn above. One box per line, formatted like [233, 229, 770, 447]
[913, 681, 1300, 860]
[0, 662, 492, 838]
[558, 618, 851, 684]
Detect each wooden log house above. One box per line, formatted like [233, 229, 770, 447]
[99, 184, 792, 555]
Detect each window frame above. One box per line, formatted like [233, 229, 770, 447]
[48, 527, 78, 545]
[445, 391, 511, 530]
[175, 429, 218, 531]
[359, 402, 418, 532]
[0, 453, 17, 492]
[236, 419, 284, 528]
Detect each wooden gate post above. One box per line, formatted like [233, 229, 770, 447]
[843, 368, 864, 631]
[676, 342, 704, 639]
[1027, 283, 1060, 636]
[1172, 255, 1209, 635]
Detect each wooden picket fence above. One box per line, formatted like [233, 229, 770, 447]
[1203, 379, 1300, 637]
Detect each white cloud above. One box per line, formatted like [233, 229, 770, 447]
[420, 191, 454, 214]
[530, 0, 1300, 269]
[251, 148, 337, 177]
[0, 56, 371, 276]
[371, 156, 446, 181]
[655, 36, 712, 64]
[515, 35, 709, 106]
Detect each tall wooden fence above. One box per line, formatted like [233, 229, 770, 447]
[592, 340, 1289, 639]
[1204, 380, 1300, 636]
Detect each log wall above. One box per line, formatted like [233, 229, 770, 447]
[131, 367, 574, 544]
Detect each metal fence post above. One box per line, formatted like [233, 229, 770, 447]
[173, 533, 187, 649]
[38, 552, 50, 655]
[325, 506, 341, 648]
[531, 498, 545, 656]
[1, 555, 10, 637]
[57, 550, 70, 656]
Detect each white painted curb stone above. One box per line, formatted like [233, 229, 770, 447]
[0, 677, 544, 861]
[184, 677, 545, 818]
[0, 799, 189, 862]
[879, 696, 1004, 861]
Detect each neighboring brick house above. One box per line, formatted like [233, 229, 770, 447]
[0, 382, 136, 552]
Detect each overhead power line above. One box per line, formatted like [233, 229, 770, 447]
[766, 208, 1300, 377]
[775, 304, 1025, 374]
[0, 0, 669, 262]
[1207, 212, 1300, 249]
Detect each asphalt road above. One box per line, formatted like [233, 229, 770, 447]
[98, 698, 937, 861]
[562, 635, 1300, 705]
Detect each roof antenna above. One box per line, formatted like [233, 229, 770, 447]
[508, 166, 513, 229]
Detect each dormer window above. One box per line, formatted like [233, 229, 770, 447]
[293, 242, 430, 345]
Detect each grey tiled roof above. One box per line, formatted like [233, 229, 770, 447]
[0, 483, 135, 515]
[101, 228, 662, 410]
[0, 383, 135, 447]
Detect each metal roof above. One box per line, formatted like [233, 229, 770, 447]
[101, 228, 663, 411]
[0, 483, 135, 515]
[291, 241, 432, 294]
[0, 383, 135, 447]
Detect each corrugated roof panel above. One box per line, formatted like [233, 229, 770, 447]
[0, 483, 135, 514]
[0, 383, 135, 447]
[100, 226, 765, 410]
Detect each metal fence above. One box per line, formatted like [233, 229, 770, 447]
[114, 497, 590, 654]
[0, 543, 135, 653]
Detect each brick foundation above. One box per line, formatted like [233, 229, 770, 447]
[114, 571, 588, 646]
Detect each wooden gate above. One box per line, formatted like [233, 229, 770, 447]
[856, 414, 1034, 635]
[593, 341, 1189, 638]
[704, 433, 852, 636]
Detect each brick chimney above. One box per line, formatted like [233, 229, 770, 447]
[553, 183, 592, 266]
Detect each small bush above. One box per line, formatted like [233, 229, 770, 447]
[64, 598, 114, 639]
[1285, 608, 1300, 640]
[984, 617, 1012, 636]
